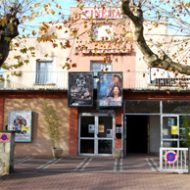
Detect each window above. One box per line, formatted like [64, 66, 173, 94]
[163, 100, 190, 114]
[35, 60, 54, 84]
[91, 61, 112, 88]
[150, 68, 173, 84]
[125, 100, 160, 114]
[92, 24, 113, 41]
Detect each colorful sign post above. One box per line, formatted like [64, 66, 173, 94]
[164, 150, 178, 164]
[0, 133, 9, 143]
[0, 132, 15, 176]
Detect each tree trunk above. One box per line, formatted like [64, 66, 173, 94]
[0, 9, 20, 67]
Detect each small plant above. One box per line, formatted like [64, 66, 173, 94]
[42, 101, 60, 150]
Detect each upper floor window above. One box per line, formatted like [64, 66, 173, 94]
[35, 60, 54, 84]
[148, 68, 189, 87]
[91, 61, 112, 88]
[150, 68, 173, 83]
[92, 24, 113, 41]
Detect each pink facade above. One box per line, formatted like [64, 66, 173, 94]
[68, 7, 136, 89]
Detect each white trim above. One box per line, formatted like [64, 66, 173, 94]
[160, 147, 188, 173]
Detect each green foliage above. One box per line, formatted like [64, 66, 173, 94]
[180, 116, 190, 147]
[42, 101, 60, 149]
[0, 0, 66, 68]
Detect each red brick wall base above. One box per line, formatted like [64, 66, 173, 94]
[0, 97, 4, 130]
[69, 108, 78, 156]
[115, 109, 123, 149]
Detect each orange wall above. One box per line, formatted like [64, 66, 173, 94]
[4, 98, 69, 157]
[0, 91, 69, 157]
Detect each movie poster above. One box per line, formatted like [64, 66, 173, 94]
[8, 111, 32, 142]
[98, 72, 123, 107]
[68, 72, 93, 106]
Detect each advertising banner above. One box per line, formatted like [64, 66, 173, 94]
[68, 72, 94, 106]
[98, 72, 123, 107]
[8, 111, 32, 142]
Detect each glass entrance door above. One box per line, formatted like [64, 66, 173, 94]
[80, 116, 95, 154]
[79, 114, 114, 155]
[161, 115, 179, 147]
[97, 116, 113, 154]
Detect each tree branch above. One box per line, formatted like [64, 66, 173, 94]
[0, 4, 20, 67]
[122, 0, 190, 75]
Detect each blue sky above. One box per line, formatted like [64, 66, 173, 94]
[19, 0, 77, 36]
[18, 0, 190, 36]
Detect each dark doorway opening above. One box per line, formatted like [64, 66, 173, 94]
[126, 115, 148, 153]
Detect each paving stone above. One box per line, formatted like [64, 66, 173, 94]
[0, 156, 190, 190]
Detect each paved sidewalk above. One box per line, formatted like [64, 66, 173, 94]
[1, 155, 190, 190]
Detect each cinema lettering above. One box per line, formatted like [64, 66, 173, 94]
[81, 7, 122, 19]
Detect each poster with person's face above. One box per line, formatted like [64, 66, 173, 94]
[68, 72, 93, 106]
[98, 72, 123, 107]
[8, 111, 32, 142]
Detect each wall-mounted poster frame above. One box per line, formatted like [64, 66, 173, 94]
[68, 72, 94, 107]
[8, 110, 32, 142]
[98, 72, 123, 107]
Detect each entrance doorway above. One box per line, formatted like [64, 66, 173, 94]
[126, 115, 148, 153]
[79, 114, 114, 155]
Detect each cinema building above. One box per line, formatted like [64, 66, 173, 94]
[0, 7, 190, 158]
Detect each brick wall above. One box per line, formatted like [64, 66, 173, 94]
[69, 108, 78, 156]
[0, 97, 4, 130]
[115, 108, 123, 149]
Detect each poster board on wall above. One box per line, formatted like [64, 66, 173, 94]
[8, 110, 32, 142]
[98, 72, 123, 107]
[68, 72, 94, 107]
